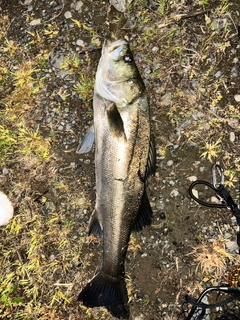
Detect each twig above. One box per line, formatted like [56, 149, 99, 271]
[158, 10, 211, 29]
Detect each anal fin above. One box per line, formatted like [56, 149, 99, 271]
[88, 209, 103, 238]
[132, 189, 153, 232]
[146, 134, 156, 177]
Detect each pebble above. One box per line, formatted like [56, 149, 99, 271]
[2, 168, 9, 175]
[29, 18, 41, 26]
[209, 230, 215, 236]
[181, 120, 191, 128]
[160, 93, 172, 106]
[226, 241, 239, 253]
[152, 46, 159, 52]
[64, 11, 72, 19]
[187, 176, 197, 182]
[159, 212, 166, 219]
[191, 188, 198, 199]
[191, 79, 198, 89]
[167, 160, 173, 166]
[210, 196, 221, 204]
[134, 315, 144, 320]
[187, 141, 196, 147]
[230, 131, 235, 142]
[214, 70, 222, 78]
[21, 0, 32, 5]
[211, 18, 228, 30]
[74, 1, 83, 11]
[170, 189, 179, 197]
[234, 94, 240, 102]
[76, 39, 84, 46]
[228, 118, 239, 129]
[231, 65, 238, 77]
[66, 124, 71, 130]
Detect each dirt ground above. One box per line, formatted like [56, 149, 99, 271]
[0, 0, 240, 319]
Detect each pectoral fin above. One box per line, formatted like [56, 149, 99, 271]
[76, 125, 94, 154]
[107, 103, 126, 140]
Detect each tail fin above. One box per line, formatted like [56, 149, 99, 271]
[78, 271, 129, 319]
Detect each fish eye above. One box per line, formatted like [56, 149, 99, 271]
[123, 54, 133, 63]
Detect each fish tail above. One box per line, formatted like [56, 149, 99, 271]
[78, 271, 129, 319]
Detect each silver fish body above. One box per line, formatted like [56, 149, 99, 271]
[78, 39, 155, 319]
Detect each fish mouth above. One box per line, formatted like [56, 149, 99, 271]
[104, 39, 128, 61]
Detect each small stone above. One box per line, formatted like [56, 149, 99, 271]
[191, 79, 198, 89]
[170, 189, 179, 197]
[181, 120, 191, 128]
[191, 189, 198, 199]
[66, 124, 71, 130]
[234, 94, 240, 102]
[167, 160, 173, 166]
[211, 18, 228, 30]
[29, 18, 41, 26]
[21, 0, 32, 5]
[159, 212, 166, 219]
[141, 253, 147, 258]
[215, 70, 222, 78]
[75, 1, 83, 11]
[187, 141, 196, 147]
[2, 168, 9, 175]
[187, 176, 197, 182]
[160, 93, 172, 106]
[231, 65, 238, 77]
[210, 196, 221, 205]
[230, 131, 235, 142]
[226, 241, 239, 253]
[64, 11, 72, 19]
[204, 123, 210, 130]
[228, 118, 239, 129]
[209, 230, 215, 236]
[152, 46, 159, 53]
[49, 254, 55, 262]
[163, 228, 168, 235]
[134, 315, 144, 320]
[76, 39, 84, 46]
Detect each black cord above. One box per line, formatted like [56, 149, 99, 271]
[188, 180, 227, 208]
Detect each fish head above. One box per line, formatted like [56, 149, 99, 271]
[102, 39, 139, 82]
[95, 38, 143, 104]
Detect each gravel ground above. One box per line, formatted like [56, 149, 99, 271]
[0, 0, 240, 319]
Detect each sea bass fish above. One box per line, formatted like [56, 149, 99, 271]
[78, 38, 155, 319]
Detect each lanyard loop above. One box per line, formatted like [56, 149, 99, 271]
[189, 164, 240, 254]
